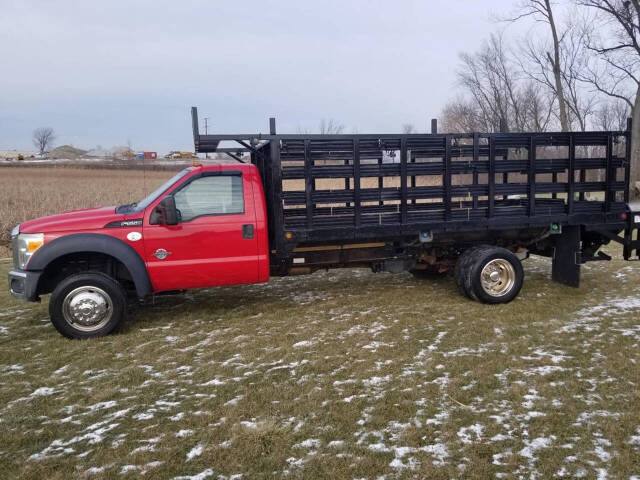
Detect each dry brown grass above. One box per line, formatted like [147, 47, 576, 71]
[0, 166, 170, 256]
[1, 252, 639, 478]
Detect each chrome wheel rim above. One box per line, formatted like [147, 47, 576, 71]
[62, 286, 113, 332]
[480, 259, 516, 297]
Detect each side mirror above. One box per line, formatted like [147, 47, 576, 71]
[152, 196, 179, 226]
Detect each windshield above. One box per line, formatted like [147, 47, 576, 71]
[116, 169, 191, 214]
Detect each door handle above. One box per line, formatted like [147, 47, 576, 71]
[242, 224, 255, 239]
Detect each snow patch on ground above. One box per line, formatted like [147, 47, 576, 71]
[293, 438, 320, 449]
[30, 387, 55, 397]
[519, 436, 556, 461]
[457, 424, 484, 444]
[173, 468, 215, 480]
[186, 443, 205, 460]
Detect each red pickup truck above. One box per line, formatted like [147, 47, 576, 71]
[8, 110, 640, 338]
[9, 164, 270, 338]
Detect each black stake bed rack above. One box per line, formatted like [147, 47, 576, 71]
[191, 107, 640, 285]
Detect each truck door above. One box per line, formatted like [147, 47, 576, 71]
[143, 170, 260, 292]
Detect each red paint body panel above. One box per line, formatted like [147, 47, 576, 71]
[19, 164, 270, 294]
[142, 165, 262, 291]
[20, 206, 122, 234]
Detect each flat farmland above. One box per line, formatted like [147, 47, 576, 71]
[0, 165, 639, 478]
[0, 166, 170, 256]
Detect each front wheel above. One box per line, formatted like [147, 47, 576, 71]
[49, 272, 127, 339]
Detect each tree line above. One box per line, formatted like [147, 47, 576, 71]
[440, 0, 639, 136]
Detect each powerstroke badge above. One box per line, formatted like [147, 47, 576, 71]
[105, 219, 143, 228]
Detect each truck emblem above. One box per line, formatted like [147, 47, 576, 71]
[152, 248, 172, 260]
[127, 231, 142, 242]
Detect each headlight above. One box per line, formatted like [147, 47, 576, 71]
[13, 233, 44, 269]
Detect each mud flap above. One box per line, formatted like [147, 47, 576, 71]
[552, 226, 581, 287]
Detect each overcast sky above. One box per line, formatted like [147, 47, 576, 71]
[1, 0, 533, 153]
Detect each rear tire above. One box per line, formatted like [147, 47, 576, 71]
[49, 272, 127, 339]
[454, 246, 482, 300]
[463, 246, 524, 304]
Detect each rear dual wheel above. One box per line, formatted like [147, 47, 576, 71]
[454, 246, 523, 303]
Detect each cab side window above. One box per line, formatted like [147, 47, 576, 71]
[173, 175, 244, 222]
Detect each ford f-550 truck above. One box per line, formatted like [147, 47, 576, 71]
[8, 107, 640, 338]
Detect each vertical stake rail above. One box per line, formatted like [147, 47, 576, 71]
[444, 136, 452, 221]
[624, 118, 635, 258]
[568, 135, 575, 215]
[270, 139, 284, 256]
[488, 136, 495, 219]
[473, 133, 479, 210]
[624, 120, 633, 256]
[410, 149, 416, 205]
[605, 133, 613, 213]
[304, 140, 313, 229]
[502, 146, 509, 200]
[344, 153, 350, 207]
[191, 106, 200, 152]
[378, 149, 383, 206]
[400, 138, 408, 225]
[354, 139, 361, 228]
[528, 136, 536, 217]
[625, 118, 632, 203]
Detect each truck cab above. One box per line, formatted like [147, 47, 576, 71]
[8, 163, 269, 338]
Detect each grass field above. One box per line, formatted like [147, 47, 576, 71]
[1, 250, 640, 479]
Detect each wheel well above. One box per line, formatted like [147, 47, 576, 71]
[36, 252, 135, 297]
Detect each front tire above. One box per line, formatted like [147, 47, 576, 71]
[49, 272, 127, 339]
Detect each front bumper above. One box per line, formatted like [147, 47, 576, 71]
[8, 269, 41, 302]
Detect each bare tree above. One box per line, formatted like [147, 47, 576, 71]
[520, 82, 557, 131]
[577, 0, 640, 187]
[441, 97, 488, 132]
[441, 86, 553, 133]
[519, 14, 598, 131]
[458, 34, 518, 131]
[32, 127, 56, 155]
[319, 119, 345, 134]
[449, 34, 554, 133]
[401, 124, 415, 134]
[595, 98, 631, 130]
[577, 0, 639, 107]
[504, 0, 571, 131]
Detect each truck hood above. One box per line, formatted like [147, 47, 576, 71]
[18, 206, 127, 234]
